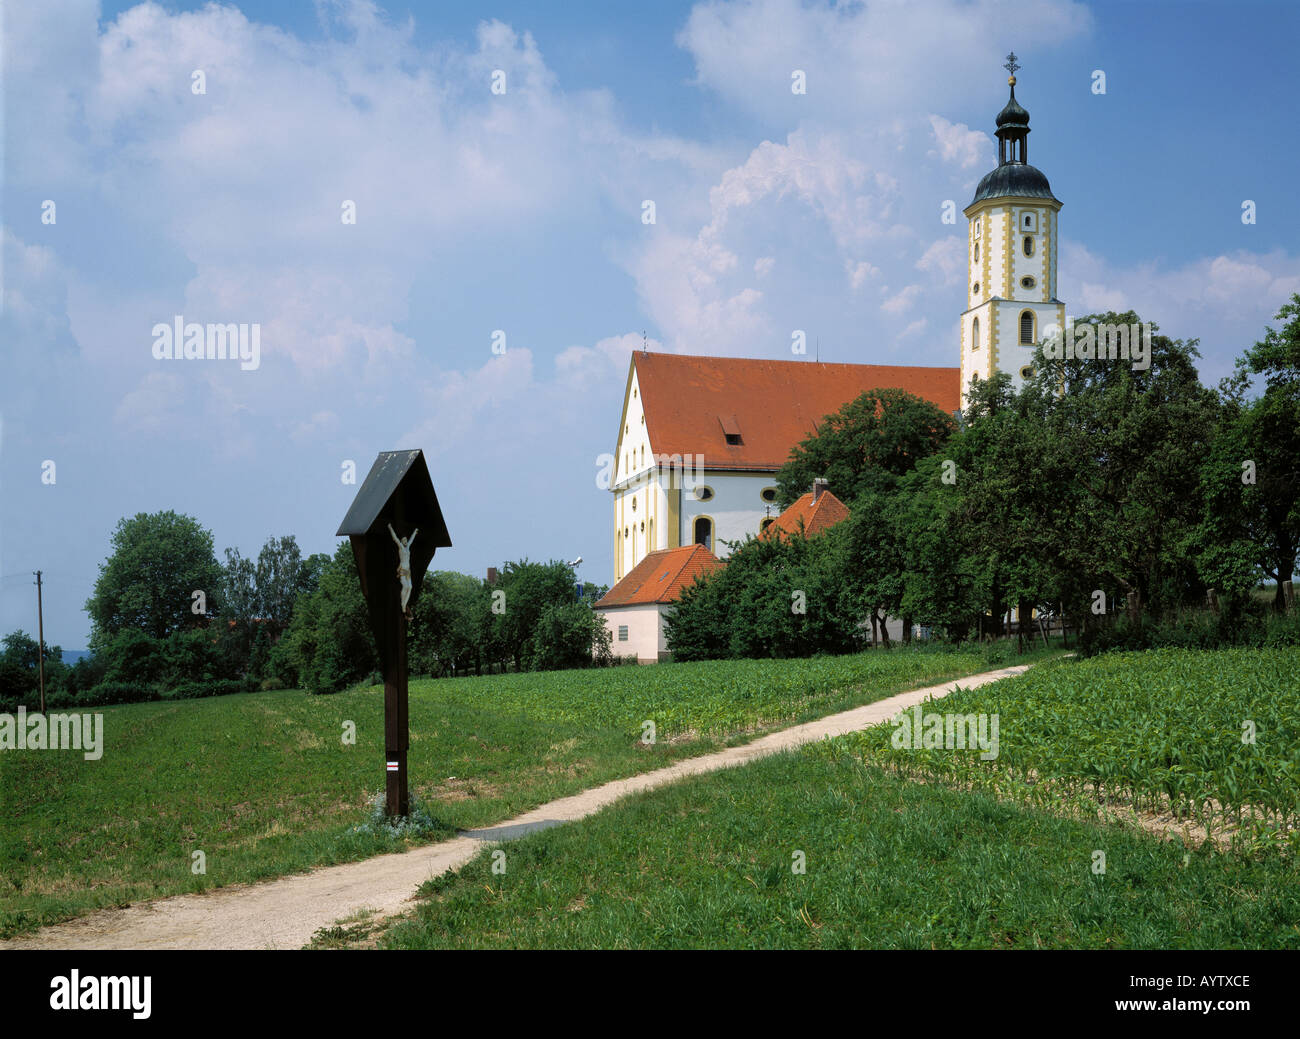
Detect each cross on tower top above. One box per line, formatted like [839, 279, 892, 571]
[1003, 52, 1020, 78]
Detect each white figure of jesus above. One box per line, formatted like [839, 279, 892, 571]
[388, 523, 419, 619]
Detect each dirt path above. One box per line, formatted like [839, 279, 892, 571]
[2, 664, 1030, 950]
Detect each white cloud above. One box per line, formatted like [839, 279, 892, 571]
[928, 115, 990, 169]
[677, 0, 1092, 124]
[916, 237, 965, 285]
[881, 284, 923, 315]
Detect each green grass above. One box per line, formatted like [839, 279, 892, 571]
[0, 645, 1000, 937]
[845, 647, 1300, 844]
[374, 742, 1300, 950]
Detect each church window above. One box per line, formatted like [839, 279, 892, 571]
[760, 517, 775, 533]
[696, 486, 714, 502]
[1019, 310, 1036, 345]
[1021, 276, 1036, 289]
[1023, 236, 1034, 257]
[972, 317, 980, 351]
[631, 498, 637, 511]
[974, 242, 980, 263]
[972, 281, 980, 295]
[761, 487, 777, 503]
[693, 516, 713, 551]
[1020, 365, 1036, 380]
[1023, 213, 1036, 231]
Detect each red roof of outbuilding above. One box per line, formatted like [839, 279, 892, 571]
[761, 489, 851, 540]
[631, 353, 960, 471]
[596, 544, 722, 608]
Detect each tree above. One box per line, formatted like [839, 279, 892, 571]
[528, 601, 613, 670]
[666, 528, 860, 660]
[1203, 294, 1300, 611]
[86, 511, 223, 648]
[775, 387, 956, 508]
[221, 535, 319, 634]
[1029, 312, 1219, 620]
[488, 560, 577, 671]
[275, 542, 375, 693]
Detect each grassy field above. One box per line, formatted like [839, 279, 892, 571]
[348, 647, 1300, 950]
[846, 647, 1300, 845]
[369, 745, 1300, 949]
[0, 645, 1000, 937]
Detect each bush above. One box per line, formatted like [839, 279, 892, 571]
[77, 681, 158, 707]
[1078, 605, 1300, 656]
[162, 678, 249, 701]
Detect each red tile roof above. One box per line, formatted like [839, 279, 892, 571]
[596, 544, 722, 608]
[761, 489, 852, 540]
[632, 353, 960, 471]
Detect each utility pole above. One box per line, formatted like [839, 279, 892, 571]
[33, 570, 46, 712]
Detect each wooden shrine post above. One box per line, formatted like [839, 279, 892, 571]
[337, 450, 451, 817]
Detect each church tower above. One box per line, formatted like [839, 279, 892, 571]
[960, 54, 1064, 409]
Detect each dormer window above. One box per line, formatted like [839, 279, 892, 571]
[719, 414, 742, 446]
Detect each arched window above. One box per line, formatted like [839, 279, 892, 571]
[972, 317, 981, 351]
[1019, 310, 1036, 345]
[974, 242, 980, 263]
[693, 516, 712, 551]
[1023, 236, 1034, 257]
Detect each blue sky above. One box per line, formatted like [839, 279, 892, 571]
[3, 0, 1298, 648]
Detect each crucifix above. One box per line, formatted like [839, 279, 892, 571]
[338, 450, 451, 817]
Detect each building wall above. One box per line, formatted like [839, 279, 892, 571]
[614, 367, 658, 581]
[678, 470, 779, 558]
[599, 603, 668, 663]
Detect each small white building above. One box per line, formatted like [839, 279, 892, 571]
[595, 544, 721, 663]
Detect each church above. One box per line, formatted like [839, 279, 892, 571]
[598, 58, 1063, 662]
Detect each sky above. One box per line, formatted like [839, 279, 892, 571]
[2, 0, 1298, 649]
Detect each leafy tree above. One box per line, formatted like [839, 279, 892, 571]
[1029, 312, 1219, 619]
[667, 528, 860, 660]
[775, 388, 956, 508]
[528, 601, 613, 670]
[1203, 294, 1300, 610]
[275, 542, 375, 693]
[86, 511, 223, 647]
[488, 560, 577, 671]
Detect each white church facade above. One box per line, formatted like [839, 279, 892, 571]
[608, 352, 961, 583]
[599, 58, 1064, 656]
